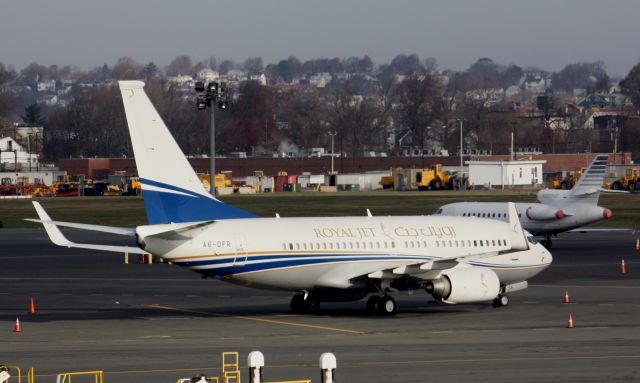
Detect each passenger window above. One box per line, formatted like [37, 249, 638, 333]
[376, 241, 380, 248]
[322, 243, 327, 250]
[436, 241, 440, 248]
[384, 242, 388, 248]
[473, 240, 477, 247]
[289, 243, 293, 250]
[422, 241, 427, 247]
[404, 241, 409, 248]
[391, 242, 395, 248]
[355, 242, 360, 249]
[492, 240, 496, 246]
[329, 243, 333, 250]
[303, 243, 307, 250]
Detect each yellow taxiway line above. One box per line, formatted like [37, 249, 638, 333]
[147, 303, 365, 335]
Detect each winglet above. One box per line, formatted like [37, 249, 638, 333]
[507, 202, 528, 250]
[32, 201, 74, 247]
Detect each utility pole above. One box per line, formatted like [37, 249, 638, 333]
[194, 81, 228, 195]
[328, 131, 338, 174]
[458, 119, 464, 191]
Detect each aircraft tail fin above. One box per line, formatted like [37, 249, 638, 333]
[118, 81, 256, 224]
[507, 202, 529, 251]
[569, 154, 609, 203]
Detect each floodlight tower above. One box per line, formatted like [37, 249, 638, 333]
[194, 81, 229, 194]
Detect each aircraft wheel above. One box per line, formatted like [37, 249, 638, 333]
[492, 295, 509, 307]
[290, 294, 305, 314]
[379, 296, 397, 315]
[305, 298, 320, 315]
[366, 295, 382, 314]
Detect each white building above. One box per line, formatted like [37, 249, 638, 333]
[196, 68, 219, 83]
[0, 137, 39, 171]
[467, 160, 546, 188]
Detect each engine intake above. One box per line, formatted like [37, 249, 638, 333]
[425, 267, 500, 304]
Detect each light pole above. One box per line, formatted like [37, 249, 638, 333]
[194, 81, 228, 195]
[458, 119, 464, 190]
[328, 131, 338, 174]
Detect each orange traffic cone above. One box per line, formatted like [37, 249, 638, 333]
[621, 259, 627, 275]
[567, 313, 574, 328]
[563, 290, 570, 304]
[636, 239, 639, 252]
[14, 317, 21, 332]
[29, 296, 36, 315]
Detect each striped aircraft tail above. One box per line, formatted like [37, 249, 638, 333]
[119, 81, 256, 224]
[569, 154, 609, 203]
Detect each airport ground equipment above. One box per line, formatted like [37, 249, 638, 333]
[609, 167, 640, 191]
[550, 167, 585, 189]
[413, 164, 454, 190]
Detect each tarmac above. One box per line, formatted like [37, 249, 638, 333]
[2, 228, 640, 382]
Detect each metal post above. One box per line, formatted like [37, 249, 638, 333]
[459, 120, 463, 190]
[27, 134, 32, 172]
[210, 105, 216, 195]
[328, 131, 337, 174]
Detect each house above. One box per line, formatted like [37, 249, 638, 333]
[0, 137, 39, 171]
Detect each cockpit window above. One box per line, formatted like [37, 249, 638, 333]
[526, 235, 538, 244]
[435, 208, 443, 214]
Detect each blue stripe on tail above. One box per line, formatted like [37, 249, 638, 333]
[140, 178, 256, 224]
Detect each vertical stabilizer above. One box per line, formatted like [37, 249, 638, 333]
[507, 202, 529, 250]
[119, 81, 255, 224]
[569, 154, 608, 203]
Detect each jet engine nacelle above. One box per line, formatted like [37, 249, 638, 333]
[425, 267, 500, 304]
[525, 204, 565, 220]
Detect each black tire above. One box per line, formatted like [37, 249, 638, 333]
[561, 181, 570, 190]
[429, 179, 442, 190]
[379, 296, 397, 315]
[629, 182, 636, 191]
[612, 181, 621, 190]
[306, 299, 320, 315]
[492, 295, 509, 308]
[290, 294, 305, 314]
[366, 296, 382, 314]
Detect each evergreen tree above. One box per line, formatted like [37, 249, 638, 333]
[22, 104, 46, 126]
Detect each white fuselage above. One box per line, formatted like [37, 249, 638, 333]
[436, 199, 609, 236]
[136, 215, 551, 292]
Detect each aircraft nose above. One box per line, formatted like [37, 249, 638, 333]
[540, 245, 553, 266]
[603, 208, 613, 220]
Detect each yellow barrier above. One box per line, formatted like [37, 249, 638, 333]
[56, 371, 104, 383]
[221, 352, 239, 383]
[27, 368, 34, 383]
[2, 366, 22, 383]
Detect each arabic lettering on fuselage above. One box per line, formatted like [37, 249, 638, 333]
[312, 225, 456, 239]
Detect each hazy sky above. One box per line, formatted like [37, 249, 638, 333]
[1, 0, 639, 77]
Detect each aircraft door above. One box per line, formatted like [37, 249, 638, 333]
[233, 234, 248, 266]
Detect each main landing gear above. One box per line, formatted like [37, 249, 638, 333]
[366, 295, 397, 316]
[492, 294, 509, 308]
[290, 293, 320, 314]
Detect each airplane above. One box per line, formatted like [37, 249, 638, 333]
[27, 80, 552, 315]
[434, 154, 617, 248]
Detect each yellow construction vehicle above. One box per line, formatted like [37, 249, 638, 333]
[609, 167, 640, 191]
[197, 173, 232, 191]
[414, 164, 453, 190]
[552, 167, 585, 189]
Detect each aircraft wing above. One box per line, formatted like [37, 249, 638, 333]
[28, 201, 148, 255]
[568, 227, 632, 233]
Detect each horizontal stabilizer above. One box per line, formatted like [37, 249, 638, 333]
[30, 202, 148, 255]
[25, 217, 136, 236]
